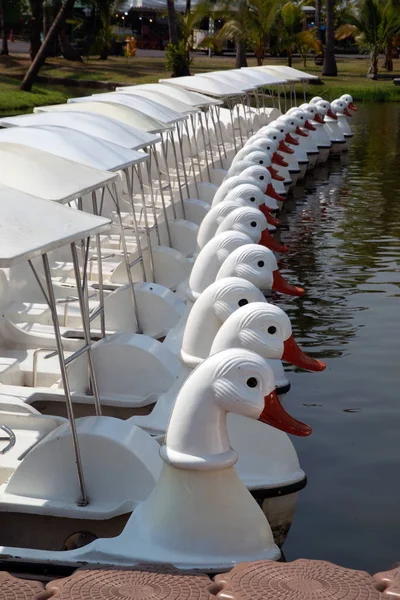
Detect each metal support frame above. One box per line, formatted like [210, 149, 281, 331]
[182, 118, 200, 194]
[214, 105, 228, 159]
[28, 251, 92, 507]
[189, 113, 204, 182]
[209, 104, 224, 167]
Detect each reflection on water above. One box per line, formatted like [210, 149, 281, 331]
[277, 103, 400, 572]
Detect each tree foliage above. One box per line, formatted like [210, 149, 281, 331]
[275, 1, 321, 66]
[336, 0, 400, 77]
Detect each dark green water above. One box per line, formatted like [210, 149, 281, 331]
[277, 103, 400, 573]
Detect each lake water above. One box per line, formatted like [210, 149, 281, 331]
[277, 103, 400, 573]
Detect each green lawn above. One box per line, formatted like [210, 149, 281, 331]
[0, 54, 399, 116]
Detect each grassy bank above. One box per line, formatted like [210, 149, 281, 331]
[0, 54, 399, 116]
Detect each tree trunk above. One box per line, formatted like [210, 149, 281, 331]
[167, 0, 179, 46]
[0, 0, 9, 55]
[235, 39, 248, 68]
[385, 38, 393, 72]
[288, 50, 292, 67]
[315, 0, 321, 40]
[29, 0, 43, 60]
[21, 0, 76, 91]
[185, 0, 191, 15]
[370, 48, 378, 79]
[58, 25, 82, 61]
[321, 0, 337, 76]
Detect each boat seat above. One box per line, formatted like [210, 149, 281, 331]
[0, 355, 22, 386]
[0, 348, 67, 387]
[0, 411, 66, 486]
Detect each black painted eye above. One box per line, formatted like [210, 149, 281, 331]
[257, 260, 264, 267]
[250, 197, 256, 202]
[238, 298, 248, 307]
[268, 326, 277, 334]
[260, 175, 264, 181]
[273, 135, 277, 139]
[259, 160, 263, 165]
[246, 377, 258, 388]
[250, 221, 257, 227]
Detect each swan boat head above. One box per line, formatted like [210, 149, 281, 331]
[216, 243, 304, 296]
[227, 165, 285, 207]
[163, 348, 312, 470]
[211, 301, 326, 373]
[181, 277, 267, 367]
[340, 94, 358, 111]
[215, 206, 288, 254]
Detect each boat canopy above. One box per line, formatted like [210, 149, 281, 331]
[0, 183, 110, 267]
[193, 71, 256, 93]
[118, 84, 222, 108]
[113, 89, 200, 116]
[0, 111, 160, 149]
[70, 93, 185, 125]
[266, 65, 319, 81]
[259, 66, 300, 82]
[159, 76, 242, 98]
[33, 101, 170, 134]
[0, 142, 117, 204]
[241, 68, 288, 86]
[0, 126, 148, 172]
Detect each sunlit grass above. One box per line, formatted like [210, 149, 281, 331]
[0, 54, 399, 116]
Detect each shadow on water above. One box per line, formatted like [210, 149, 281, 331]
[277, 103, 400, 572]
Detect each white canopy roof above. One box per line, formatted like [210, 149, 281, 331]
[113, 89, 199, 115]
[0, 183, 110, 267]
[240, 67, 287, 85]
[194, 71, 256, 93]
[266, 65, 319, 81]
[69, 93, 185, 125]
[34, 102, 169, 134]
[120, 84, 222, 107]
[159, 76, 242, 98]
[0, 143, 117, 204]
[258, 66, 300, 82]
[0, 111, 160, 150]
[0, 126, 148, 172]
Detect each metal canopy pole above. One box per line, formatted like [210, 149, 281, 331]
[198, 111, 212, 180]
[209, 105, 224, 167]
[202, 109, 216, 169]
[29, 254, 89, 507]
[182, 118, 200, 193]
[166, 129, 186, 217]
[150, 147, 173, 248]
[135, 165, 155, 281]
[228, 97, 238, 153]
[70, 242, 102, 415]
[143, 155, 162, 246]
[214, 105, 228, 159]
[235, 96, 245, 147]
[110, 177, 143, 333]
[160, 135, 178, 220]
[189, 113, 204, 182]
[91, 190, 106, 338]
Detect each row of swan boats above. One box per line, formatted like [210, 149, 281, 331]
[0, 64, 357, 572]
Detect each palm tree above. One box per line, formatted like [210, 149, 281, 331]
[336, 0, 400, 78]
[275, 1, 321, 67]
[21, 0, 77, 90]
[0, 0, 8, 55]
[322, 0, 337, 75]
[28, 0, 43, 59]
[212, 0, 251, 67]
[246, 0, 282, 65]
